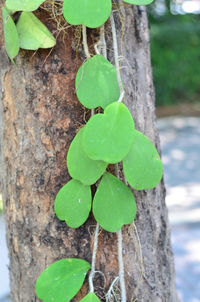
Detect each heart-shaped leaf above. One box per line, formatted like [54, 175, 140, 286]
[35, 258, 90, 302]
[2, 7, 19, 61]
[80, 293, 100, 302]
[16, 12, 56, 50]
[54, 179, 92, 228]
[123, 0, 153, 5]
[67, 128, 107, 185]
[75, 55, 120, 109]
[93, 173, 137, 232]
[123, 130, 163, 190]
[6, 0, 45, 12]
[63, 0, 112, 28]
[82, 102, 135, 164]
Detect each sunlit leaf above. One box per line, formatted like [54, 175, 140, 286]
[2, 7, 19, 61]
[6, 0, 45, 12]
[35, 258, 90, 302]
[82, 102, 135, 164]
[16, 12, 56, 50]
[123, 130, 163, 190]
[63, 0, 112, 28]
[93, 173, 137, 232]
[54, 179, 92, 228]
[75, 55, 120, 109]
[67, 128, 107, 185]
[80, 293, 100, 302]
[123, 0, 153, 5]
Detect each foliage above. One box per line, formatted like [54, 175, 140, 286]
[54, 179, 92, 228]
[75, 55, 120, 109]
[2, 7, 19, 62]
[63, 0, 112, 28]
[82, 102, 135, 163]
[2, 0, 55, 61]
[123, 130, 163, 190]
[35, 259, 90, 302]
[80, 293, 100, 302]
[93, 172, 137, 232]
[150, 13, 200, 106]
[5, 0, 45, 12]
[67, 127, 107, 185]
[2, 0, 163, 301]
[16, 12, 56, 50]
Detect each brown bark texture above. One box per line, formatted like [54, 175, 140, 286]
[0, 2, 179, 302]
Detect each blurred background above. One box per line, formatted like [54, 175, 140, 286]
[0, 0, 200, 301]
[149, 1, 200, 301]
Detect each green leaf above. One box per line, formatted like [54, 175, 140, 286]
[123, 0, 153, 5]
[63, 0, 112, 28]
[75, 55, 120, 109]
[54, 179, 92, 228]
[82, 102, 135, 164]
[6, 0, 45, 12]
[67, 128, 107, 185]
[93, 173, 137, 232]
[16, 12, 56, 50]
[2, 7, 19, 61]
[35, 258, 90, 302]
[123, 130, 163, 190]
[80, 293, 100, 302]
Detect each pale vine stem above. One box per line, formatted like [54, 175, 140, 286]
[88, 223, 100, 293]
[82, 25, 90, 60]
[110, 11, 125, 102]
[117, 229, 127, 302]
[82, 25, 105, 294]
[111, 10, 127, 302]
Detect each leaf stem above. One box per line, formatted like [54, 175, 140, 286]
[117, 229, 127, 302]
[88, 25, 107, 293]
[82, 25, 90, 60]
[110, 11, 124, 101]
[88, 223, 100, 293]
[111, 10, 127, 300]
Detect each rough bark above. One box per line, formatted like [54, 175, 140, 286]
[0, 2, 178, 302]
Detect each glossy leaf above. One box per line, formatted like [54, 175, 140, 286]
[82, 102, 135, 164]
[123, 130, 163, 190]
[93, 173, 137, 232]
[80, 293, 100, 302]
[35, 258, 90, 302]
[6, 0, 45, 12]
[16, 12, 56, 50]
[2, 7, 19, 61]
[63, 0, 112, 28]
[123, 0, 153, 5]
[75, 55, 120, 109]
[54, 180, 92, 228]
[67, 128, 107, 185]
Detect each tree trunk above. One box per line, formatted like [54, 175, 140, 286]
[0, 2, 178, 302]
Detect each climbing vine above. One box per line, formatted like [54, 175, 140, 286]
[2, 0, 162, 301]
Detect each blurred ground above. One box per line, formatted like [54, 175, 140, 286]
[158, 116, 200, 302]
[0, 116, 200, 302]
